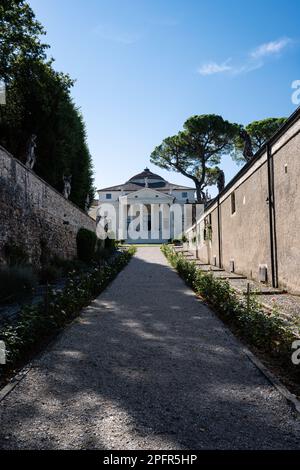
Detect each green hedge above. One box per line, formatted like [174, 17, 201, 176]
[76, 228, 97, 263]
[0, 266, 38, 304]
[161, 244, 299, 365]
[0, 247, 136, 369]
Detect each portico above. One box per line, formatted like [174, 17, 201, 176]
[97, 168, 196, 243]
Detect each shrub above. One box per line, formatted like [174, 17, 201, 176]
[4, 242, 28, 266]
[104, 235, 117, 251]
[0, 266, 37, 304]
[51, 256, 87, 274]
[76, 228, 97, 263]
[0, 247, 136, 367]
[161, 244, 299, 364]
[39, 265, 62, 284]
[94, 246, 111, 263]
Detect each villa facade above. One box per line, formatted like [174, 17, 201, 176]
[96, 168, 196, 243]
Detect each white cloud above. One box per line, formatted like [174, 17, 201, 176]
[198, 37, 293, 77]
[251, 37, 292, 59]
[197, 60, 232, 76]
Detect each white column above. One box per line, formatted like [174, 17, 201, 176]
[161, 203, 170, 240]
[118, 202, 127, 240]
[151, 204, 160, 241]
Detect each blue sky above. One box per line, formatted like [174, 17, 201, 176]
[29, 0, 300, 194]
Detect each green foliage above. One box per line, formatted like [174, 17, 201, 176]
[4, 242, 28, 266]
[76, 228, 97, 263]
[38, 265, 62, 284]
[161, 245, 299, 363]
[0, 1, 94, 209]
[0, 0, 48, 82]
[51, 256, 87, 275]
[105, 237, 117, 251]
[0, 247, 136, 367]
[94, 247, 111, 263]
[0, 266, 37, 304]
[150, 115, 239, 202]
[234, 117, 287, 163]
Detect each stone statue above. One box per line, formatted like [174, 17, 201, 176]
[62, 175, 72, 199]
[25, 134, 37, 170]
[217, 168, 225, 193]
[85, 194, 90, 212]
[240, 129, 254, 162]
[205, 189, 211, 201]
[144, 176, 149, 188]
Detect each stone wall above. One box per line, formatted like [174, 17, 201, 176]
[189, 108, 300, 294]
[0, 146, 96, 267]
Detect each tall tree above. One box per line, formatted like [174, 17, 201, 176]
[0, 0, 94, 209]
[234, 117, 287, 163]
[0, 0, 48, 82]
[150, 115, 239, 203]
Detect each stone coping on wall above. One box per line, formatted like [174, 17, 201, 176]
[0, 145, 95, 224]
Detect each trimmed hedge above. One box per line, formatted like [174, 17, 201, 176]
[0, 266, 37, 304]
[161, 244, 299, 366]
[0, 247, 136, 369]
[76, 228, 97, 263]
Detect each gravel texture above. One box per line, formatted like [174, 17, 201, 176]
[0, 247, 300, 450]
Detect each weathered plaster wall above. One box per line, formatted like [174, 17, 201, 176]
[190, 112, 300, 294]
[218, 161, 271, 279]
[273, 130, 300, 293]
[0, 146, 95, 266]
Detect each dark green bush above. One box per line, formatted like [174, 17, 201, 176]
[76, 228, 97, 263]
[0, 247, 136, 367]
[51, 256, 87, 274]
[0, 266, 37, 304]
[94, 246, 111, 263]
[105, 236, 117, 251]
[161, 244, 299, 362]
[39, 265, 62, 284]
[4, 242, 29, 266]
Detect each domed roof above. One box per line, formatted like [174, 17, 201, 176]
[127, 167, 165, 182]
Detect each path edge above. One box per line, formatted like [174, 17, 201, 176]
[164, 251, 300, 417]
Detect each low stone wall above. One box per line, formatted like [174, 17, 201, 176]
[0, 146, 96, 267]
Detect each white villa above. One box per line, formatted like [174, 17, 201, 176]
[96, 168, 196, 243]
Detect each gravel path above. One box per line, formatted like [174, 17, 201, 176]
[0, 247, 300, 450]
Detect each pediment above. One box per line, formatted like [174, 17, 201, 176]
[119, 188, 174, 202]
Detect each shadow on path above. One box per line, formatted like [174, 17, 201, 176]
[0, 248, 299, 450]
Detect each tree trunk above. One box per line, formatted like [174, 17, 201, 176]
[195, 182, 205, 204]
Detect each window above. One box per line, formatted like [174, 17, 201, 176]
[231, 192, 236, 214]
[182, 192, 188, 198]
[106, 193, 112, 199]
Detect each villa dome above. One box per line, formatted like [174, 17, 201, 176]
[128, 168, 166, 184]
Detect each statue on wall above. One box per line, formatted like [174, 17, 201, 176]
[85, 194, 90, 212]
[62, 175, 72, 199]
[144, 176, 149, 188]
[217, 168, 225, 193]
[239, 129, 254, 162]
[25, 134, 37, 170]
